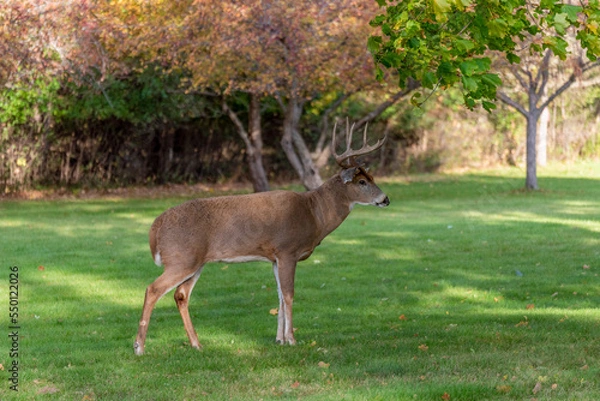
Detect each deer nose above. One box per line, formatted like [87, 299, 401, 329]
[377, 196, 390, 207]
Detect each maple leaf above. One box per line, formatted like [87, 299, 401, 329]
[318, 361, 330, 368]
[418, 344, 429, 352]
[399, 314, 407, 320]
[526, 304, 535, 310]
[291, 381, 300, 389]
[532, 382, 542, 394]
[269, 308, 278, 316]
[441, 392, 451, 400]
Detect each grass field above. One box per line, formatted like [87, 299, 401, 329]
[1, 161, 599, 400]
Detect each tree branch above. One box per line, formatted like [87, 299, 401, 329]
[222, 99, 252, 149]
[497, 91, 528, 117]
[534, 50, 552, 98]
[354, 79, 420, 128]
[509, 64, 530, 90]
[539, 60, 600, 111]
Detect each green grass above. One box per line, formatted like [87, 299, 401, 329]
[1, 161, 599, 400]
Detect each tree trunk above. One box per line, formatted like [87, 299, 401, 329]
[247, 94, 270, 192]
[223, 94, 270, 193]
[280, 96, 323, 190]
[538, 106, 549, 166]
[525, 113, 539, 190]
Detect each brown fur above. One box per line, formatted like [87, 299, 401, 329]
[134, 163, 389, 354]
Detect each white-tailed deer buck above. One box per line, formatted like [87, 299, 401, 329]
[134, 123, 390, 355]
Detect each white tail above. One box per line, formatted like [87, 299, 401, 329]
[133, 123, 389, 355]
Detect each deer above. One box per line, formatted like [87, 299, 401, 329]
[133, 122, 390, 355]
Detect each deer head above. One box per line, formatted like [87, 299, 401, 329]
[332, 121, 390, 208]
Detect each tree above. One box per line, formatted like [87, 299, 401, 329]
[496, 48, 600, 189]
[369, 0, 600, 189]
[182, 0, 383, 190]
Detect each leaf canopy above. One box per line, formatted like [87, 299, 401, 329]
[370, 0, 600, 111]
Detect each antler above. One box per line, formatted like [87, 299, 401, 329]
[332, 120, 387, 168]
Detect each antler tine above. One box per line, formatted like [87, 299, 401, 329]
[332, 119, 387, 168]
[345, 119, 354, 154]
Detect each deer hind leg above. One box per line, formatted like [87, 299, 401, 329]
[273, 258, 297, 345]
[174, 268, 204, 350]
[134, 269, 198, 355]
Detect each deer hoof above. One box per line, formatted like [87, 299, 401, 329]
[133, 342, 144, 356]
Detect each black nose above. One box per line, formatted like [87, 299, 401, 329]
[378, 196, 390, 207]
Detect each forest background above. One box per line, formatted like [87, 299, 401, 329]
[2, 0, 600, 195]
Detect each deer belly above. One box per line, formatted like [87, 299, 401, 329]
[216, 255, 272, 264]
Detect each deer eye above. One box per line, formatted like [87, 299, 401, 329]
[358, 179, 367, 186]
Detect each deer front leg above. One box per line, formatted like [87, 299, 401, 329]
[272, 258, 297, 345]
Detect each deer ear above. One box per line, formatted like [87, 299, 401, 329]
[341, 167, 358, 184]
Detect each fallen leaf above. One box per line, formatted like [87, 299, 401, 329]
[515, 320, 529, 327]
[533, 382, 542, 394]
[496, 385, 512, 394]
[291, 381, 300, 389]
[583, 264, 590, 269]
[269, 308, 278, 316]
[418, 344, 429, 352]
[551, 383, 558, 390]
[526, 304, 535, 310]
[581, 364, 589, 370]
[318, 361, 330, 368]
[0, 364, 3, 370]
[551, 292, 559, 298]
[399, 314, 407, 320]
[441, 392, 451, 400]
[38, 265, 45, 271]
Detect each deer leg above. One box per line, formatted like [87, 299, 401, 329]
[273, 258, 297, 345]
[174, 268, 204, 350]
[134, 270, 197, 355]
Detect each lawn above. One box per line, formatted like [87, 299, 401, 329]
[1, 161, 599, 400]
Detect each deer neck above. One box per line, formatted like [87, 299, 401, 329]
[308, 174, 353, 240]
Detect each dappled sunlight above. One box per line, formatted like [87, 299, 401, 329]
[472, 210, 600, 233]
[4, 166, 600, 400]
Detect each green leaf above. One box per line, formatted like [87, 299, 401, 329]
[422, 71, 438, 89]
[375, 66, 384, 82]
[488, 18, 508, 38]
[459, 60, 477, 77]
[454, 39, 476, 54]
[437, 61, 458, 85]
[481, 73, 502, 87]
[381, 52, 404, 68]
[553, 13, 569, 35]
[410, 91, 423, 107]
[561, 4, 582, 24]
[461, 76, 478, 92]
[482, 100, 497, 112]
[543, 36, 569, 59]
[367, 36, 383, 54]
[375, 0, 387, 6]
[432, 0, 452, 22]
[506, 52, 521, 64]
[369, 15, 386, 27]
